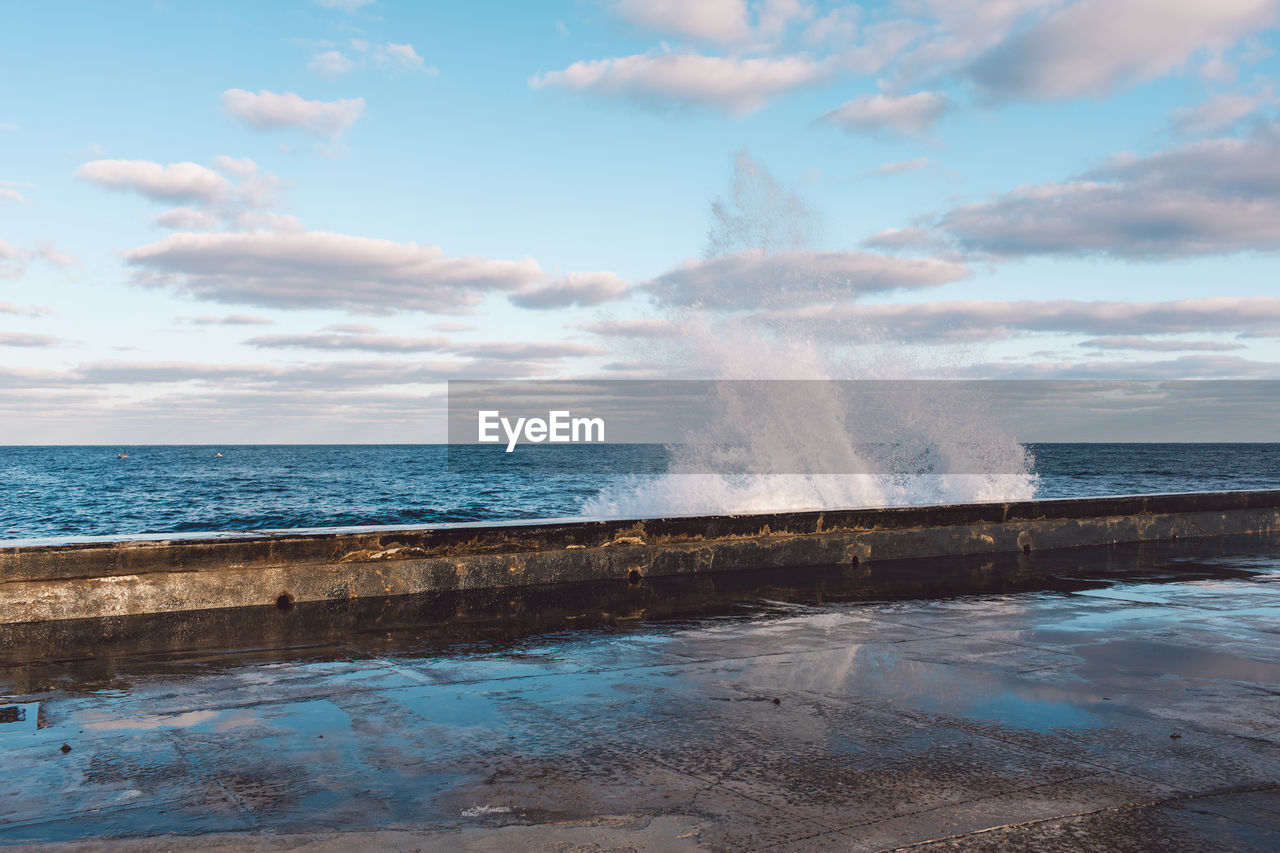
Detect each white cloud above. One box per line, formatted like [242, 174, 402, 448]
[757, 0, 814, 39]
[0, 239, 80, 277]
[1079, 336, 1245, 351]
[228, 211, 305, 233]
[314, 42, 436, 77]
[970, 0, 1280, 99]
[246, 331, 451, 352]
[613, 0, 814, 45]
[0, 331, 62, 348]
[805, 5, 859, 44]
[1200, 53, 1239, 83]
[764, 296, 1280, 342]
[869, 157, 932, 176]
[123, 230, 546, 314]
[530, 52, 833, 115]
[952, 354, 1280, 379]
[34, 244, 81, 268]
[509, 272, 630, 309]
[571, 318, 685, 338]
[0, 357, 584, 434]
[180, 314, 276, 326]
[1, 301, 53, 318]
[889, 0, 1053, 83]
[1171, 88, 1274, 135]
[0, 385, 451, 444]
[80, 155, 285, 232]
[375, 43, 431, 73]
[860, 225, 942, 252]
[315, 0, 373, 11]
[308, 50, 358, 77]
[862, 226, 954, 255]
[646, 249, 969, 309]
[613, 0, 752, 43]
[0, 188, 26, 204]
[935, 121, 1280, 258]
[822, 91, 948, 136]
[212, 155, 260, 178]
[247, 325, 601, 360]
[221, 89, 366, 138]
[246, 334, 606, 361]
[459, 341, 606, 360]
[323, 322, 379, 333]
[838, 19, 931, 75]
[37, 360, 456, 388]
[154, 207, 220, 230]
[75, 159, 228, 202]
[601, 359, 668, 375]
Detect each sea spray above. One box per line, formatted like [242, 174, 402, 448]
[582, 152, 1038, 517]
[582, 367, 1039, 518]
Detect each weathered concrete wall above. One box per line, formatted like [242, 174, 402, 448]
[3, 491, 1279, 625]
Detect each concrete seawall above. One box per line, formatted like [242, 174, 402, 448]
[3, 490, 1280, 625]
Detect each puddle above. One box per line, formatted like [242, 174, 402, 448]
[0, 702, 38, 737]
[827, 646, 1103, 734]
[1073, 639, 1280, 685]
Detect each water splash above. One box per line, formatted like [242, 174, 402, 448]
[706, 149, 814, 258]
[584, 370, 1038, 517]
[584, 153, 1037, 517]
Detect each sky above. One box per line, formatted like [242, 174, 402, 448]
[3, 0, 1280, 443]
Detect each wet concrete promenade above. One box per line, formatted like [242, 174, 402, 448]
[2, 537, 1279, 850]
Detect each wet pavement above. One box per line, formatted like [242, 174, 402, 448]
[2, 537, 1279, 851]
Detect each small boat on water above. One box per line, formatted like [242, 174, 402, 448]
[116, 452, 128, 459]
[215, 452, 223, 458]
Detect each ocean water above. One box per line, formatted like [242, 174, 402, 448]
[2, 444, 1280, 541]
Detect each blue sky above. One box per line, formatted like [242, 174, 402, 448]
[3, 0, 1280, 442]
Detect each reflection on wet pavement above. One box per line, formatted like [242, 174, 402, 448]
[2, 536, 1279, 851]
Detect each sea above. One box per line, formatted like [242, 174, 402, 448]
[3, 444, 1280, 542]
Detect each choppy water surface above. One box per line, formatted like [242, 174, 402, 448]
[2, 443, 1280, 540]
